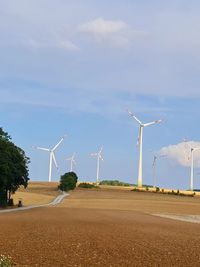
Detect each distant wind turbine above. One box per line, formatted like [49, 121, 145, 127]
[152, 154, 166, 188]
[190, 147, 200, 191]
[126, 109, 162, 187]
[66, 153, 76, 172]
[91, 146, 104, 185]
[33, 135, 66, 182]
[183, 140, 200, 191]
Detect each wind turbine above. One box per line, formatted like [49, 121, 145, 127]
[33, 135, 66, 182]
[126, 109, 162, 187]
[66, 153, 76, 172]
[152, 154, 166, 188]
[91, 146, 104, 185]
[189, 147, 200, 191]
[183, 140, 200, 191]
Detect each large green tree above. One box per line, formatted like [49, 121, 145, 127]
[58, 172, 78, 191]
[0, 128, 30, 207]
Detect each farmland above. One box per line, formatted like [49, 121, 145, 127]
[0, 184, 200, 266]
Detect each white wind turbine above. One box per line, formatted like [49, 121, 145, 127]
[66, 153, 76, 172]
[33, 135, 66, 182]
[91, 146, 104, 185]
[152, 154, 166, 188]
[126, 109, 162, 187]
[189, 147, 200, 191]
[183, 140, 200, 191]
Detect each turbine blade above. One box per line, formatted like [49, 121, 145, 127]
[99, 155, 104, 161]
[32, 146, 50, 152]
[125, 108, 142, 124]
[52, 153, 58, 169]
[143, 120, 162, 127]
[99, 146, 103, 154]
[52, 135, 66, 151]
[91, 153, 98, 157]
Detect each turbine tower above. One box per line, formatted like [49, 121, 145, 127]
[91, 146, 104, 185]
[183, 140, 200, 191]
[190, 147, 200, 191]
[66, 153, 76, 172]
[33, 135, 66, 182]
[126, 109, 162, 187]
[152, 154, 166, 188]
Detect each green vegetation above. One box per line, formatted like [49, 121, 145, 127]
[0, 128, 29, 208]
[99, 180, 131, 186]
[78, 183, 98, 189]
[58, 172, 78, 191]
[0, 255, 13, 267]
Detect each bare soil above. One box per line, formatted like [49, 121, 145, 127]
[1, 187, 200, 266]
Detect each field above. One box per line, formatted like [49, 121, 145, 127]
[12, 182, 59, 206]
[1, 183, 200, 266]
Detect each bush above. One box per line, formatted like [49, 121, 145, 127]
[58, 172, 78, 192]
[99, 180, 130, 186]
[0, 255, 13, 267]
[132, 187, 138, 192]
[145, 186, 149, 191]
[161, 189, 164, 193]
[156, 187, 160, 192]
[78, 183, 97, 189]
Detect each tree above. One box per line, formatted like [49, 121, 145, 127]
[0, 128, 30, 207]
[58, 172, 78, 191]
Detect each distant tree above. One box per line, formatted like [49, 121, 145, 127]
[58, 172, 78, 191]
[78, 182, 97, 189]
[99, 180, 131, 187]
[0, 128, 30, 207]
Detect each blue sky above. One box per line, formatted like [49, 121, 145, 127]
[1, 1, 200, 189]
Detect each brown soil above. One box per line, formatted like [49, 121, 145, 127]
[1, 187, 200, 266]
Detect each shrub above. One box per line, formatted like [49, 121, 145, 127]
[132, 187, 138, 192]
[78, 183, 97, 189]
[161, 189, 164, 193]
[0, 255, 13, 267]
[156, 187, 160, 192]
[58, 172, 78, 192]
[99, 180, 130, 186]
[145, 186, 149, 191]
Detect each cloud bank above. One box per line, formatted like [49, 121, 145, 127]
[160, 141, 200, 168]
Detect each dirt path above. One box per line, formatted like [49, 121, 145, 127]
[0, 192, 69, 214]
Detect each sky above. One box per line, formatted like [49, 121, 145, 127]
[1, 0, 200, 189]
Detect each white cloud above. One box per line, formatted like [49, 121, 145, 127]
[78, 18, 141, 47]
[79, 18, 128, 35]
[28, 39, 79, 51]
[160, 141, 200, 167]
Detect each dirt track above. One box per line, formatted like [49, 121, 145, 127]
[1, 188, 200, 266]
